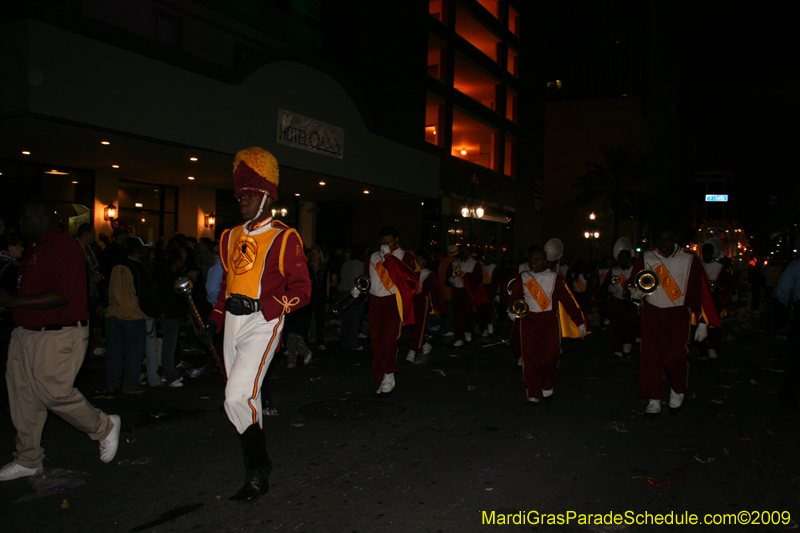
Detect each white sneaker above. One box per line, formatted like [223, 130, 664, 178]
[453, 340, 464, 347]
[708, 349, 718, 359]
[358, 333, 368, 339]
[481, 330, 489, 338]
[542, 389, 553, 398]
[168, 379, 184, 388]
[527, 397, 540, 403]
[380, 373, 395, 394]
[442, 331, 454, 337]
[613, 352, 623, 358]
[517, 357, 522, 366]
[623, 343, 632, 354]
[669, 389, 685, 409]
[406, 350, 416, 363]
[355, 346, 364, 351]
[99, 414, 121, 463]
[487, 324, 494, 334]
[464, 332, 472, 342]
[0, 461, 41, 481]
[422, 342, 432, 355]
[645, 399, 661, 415]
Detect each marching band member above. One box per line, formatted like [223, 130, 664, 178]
[698, 238, 733, 360]
[206, 147, 312, 503]
[626, 225, 720, 417]
[363, 226, 419, 394]
[449, 247, 488, 347]
[600, 238, 637, 357]
[478, 253, 503, 337]
[510, 248, 535, 366]
[568, 259, 594, 321]
[406, 251, 444, 364]
[508, 245, 587, 403]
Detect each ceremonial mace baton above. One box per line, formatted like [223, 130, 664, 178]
[174, 276, 227, 381]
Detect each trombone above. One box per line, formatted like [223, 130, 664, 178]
[506, 278, 516, 295]
[332, 275, 371, 316]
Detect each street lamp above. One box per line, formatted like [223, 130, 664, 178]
[461, 174, 484, 246]
[584, 212, 600, 261]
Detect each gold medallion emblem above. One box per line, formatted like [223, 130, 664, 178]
[232, 236, 258, 274]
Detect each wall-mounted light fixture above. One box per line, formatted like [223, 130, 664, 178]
[104, 204, 117, 221]
[205, 212, 216, 228]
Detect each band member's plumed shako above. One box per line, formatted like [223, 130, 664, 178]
[208, 147, 311, 503]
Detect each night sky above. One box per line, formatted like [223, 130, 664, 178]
[682, 4, 799, 248]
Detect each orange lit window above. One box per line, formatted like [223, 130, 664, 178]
[429, 0, 446, 24]
[506, 88, 518, 122]
[508, 5, 520, 37]
[451, 108, 499, 171]
[504, 134, 517, 177]
[453, 54, 499, 112]
[455, 6, 500, 62]
[427, 34, 446, 80]
[426, 95, 444, 147]
[507, 47, 519, 77]
[475, 0, 498, 19]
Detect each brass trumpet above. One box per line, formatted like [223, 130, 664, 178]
[610, 275, 620, 284]
[506, 278, 516, 295]
[509, 298, 529, 318]
[332, 276, 371, 316]
[633, 269, 660, 294]
[452, 267, 462, 278]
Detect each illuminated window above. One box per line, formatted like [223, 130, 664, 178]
[508, 5, 520, 37]
[475, 0, 499, 19]
[453, 53, 499, 112]
[425, 95, 444, 147]
[427, 34, 446, 80]
[504, 134, 517, 177]
[455, 6, 500, 63]
[507, 47, 519, 77]
[506, 88, 518, 122]
[451, 108, 498, 171]
[429, 0, 446, 24]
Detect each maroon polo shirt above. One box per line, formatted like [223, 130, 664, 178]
[13, 225, 89, 329]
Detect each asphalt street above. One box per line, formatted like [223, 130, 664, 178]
[1, 309, 798, 533]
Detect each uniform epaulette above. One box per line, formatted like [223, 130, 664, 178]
[271, 220, 289, 230]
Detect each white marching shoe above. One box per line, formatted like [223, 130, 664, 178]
[453, 340, 464, 347]
[0, 462, 41, 481]
[406, 350, 416, 363]
[464, 332, 472, 342]
[669, 389, 685, 411]
[487, 324, 494, 334]
[623, 343, 632, 354]
[645, 399, 661, 417]
[377, 373, 395, 394]
[422, 342, 432, 355]
[481, 329, 489, 338]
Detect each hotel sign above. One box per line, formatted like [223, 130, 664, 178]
[705, 194, 728, 202]
[277, 109, 344, 159]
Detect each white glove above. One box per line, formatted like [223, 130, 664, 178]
[694, 323, 708, 342]
[628, 286, 645, 301]
[579, 323, 587, 339]
[350, 286, 361, 299]
[494, 294, 501, 303]
[507, 311, 517, 321]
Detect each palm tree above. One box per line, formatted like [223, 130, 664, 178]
[567, 143, 656, 244]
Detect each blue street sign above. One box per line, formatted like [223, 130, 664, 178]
[705, 194, 728, 202]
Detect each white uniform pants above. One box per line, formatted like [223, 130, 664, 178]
[223, 311, 284, 434]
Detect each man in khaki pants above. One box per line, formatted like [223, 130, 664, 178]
[0, 197, 120, 481]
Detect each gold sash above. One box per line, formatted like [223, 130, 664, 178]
[653, 263, 683, 304]
[524, 276, 551, 311]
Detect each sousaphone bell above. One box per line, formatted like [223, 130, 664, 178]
[631, 269, 660, 308]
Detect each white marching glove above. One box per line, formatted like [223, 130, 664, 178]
[350, 286, 361, 299]
[628, 286, 645, 301]
[507, 311, 517, 322]
[694, 322, 708, 342]
[579, 323, 587, 339]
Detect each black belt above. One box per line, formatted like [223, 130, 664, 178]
[24, 320, 88, 331]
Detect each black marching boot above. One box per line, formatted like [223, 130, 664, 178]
[229, 424, 272, 503]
